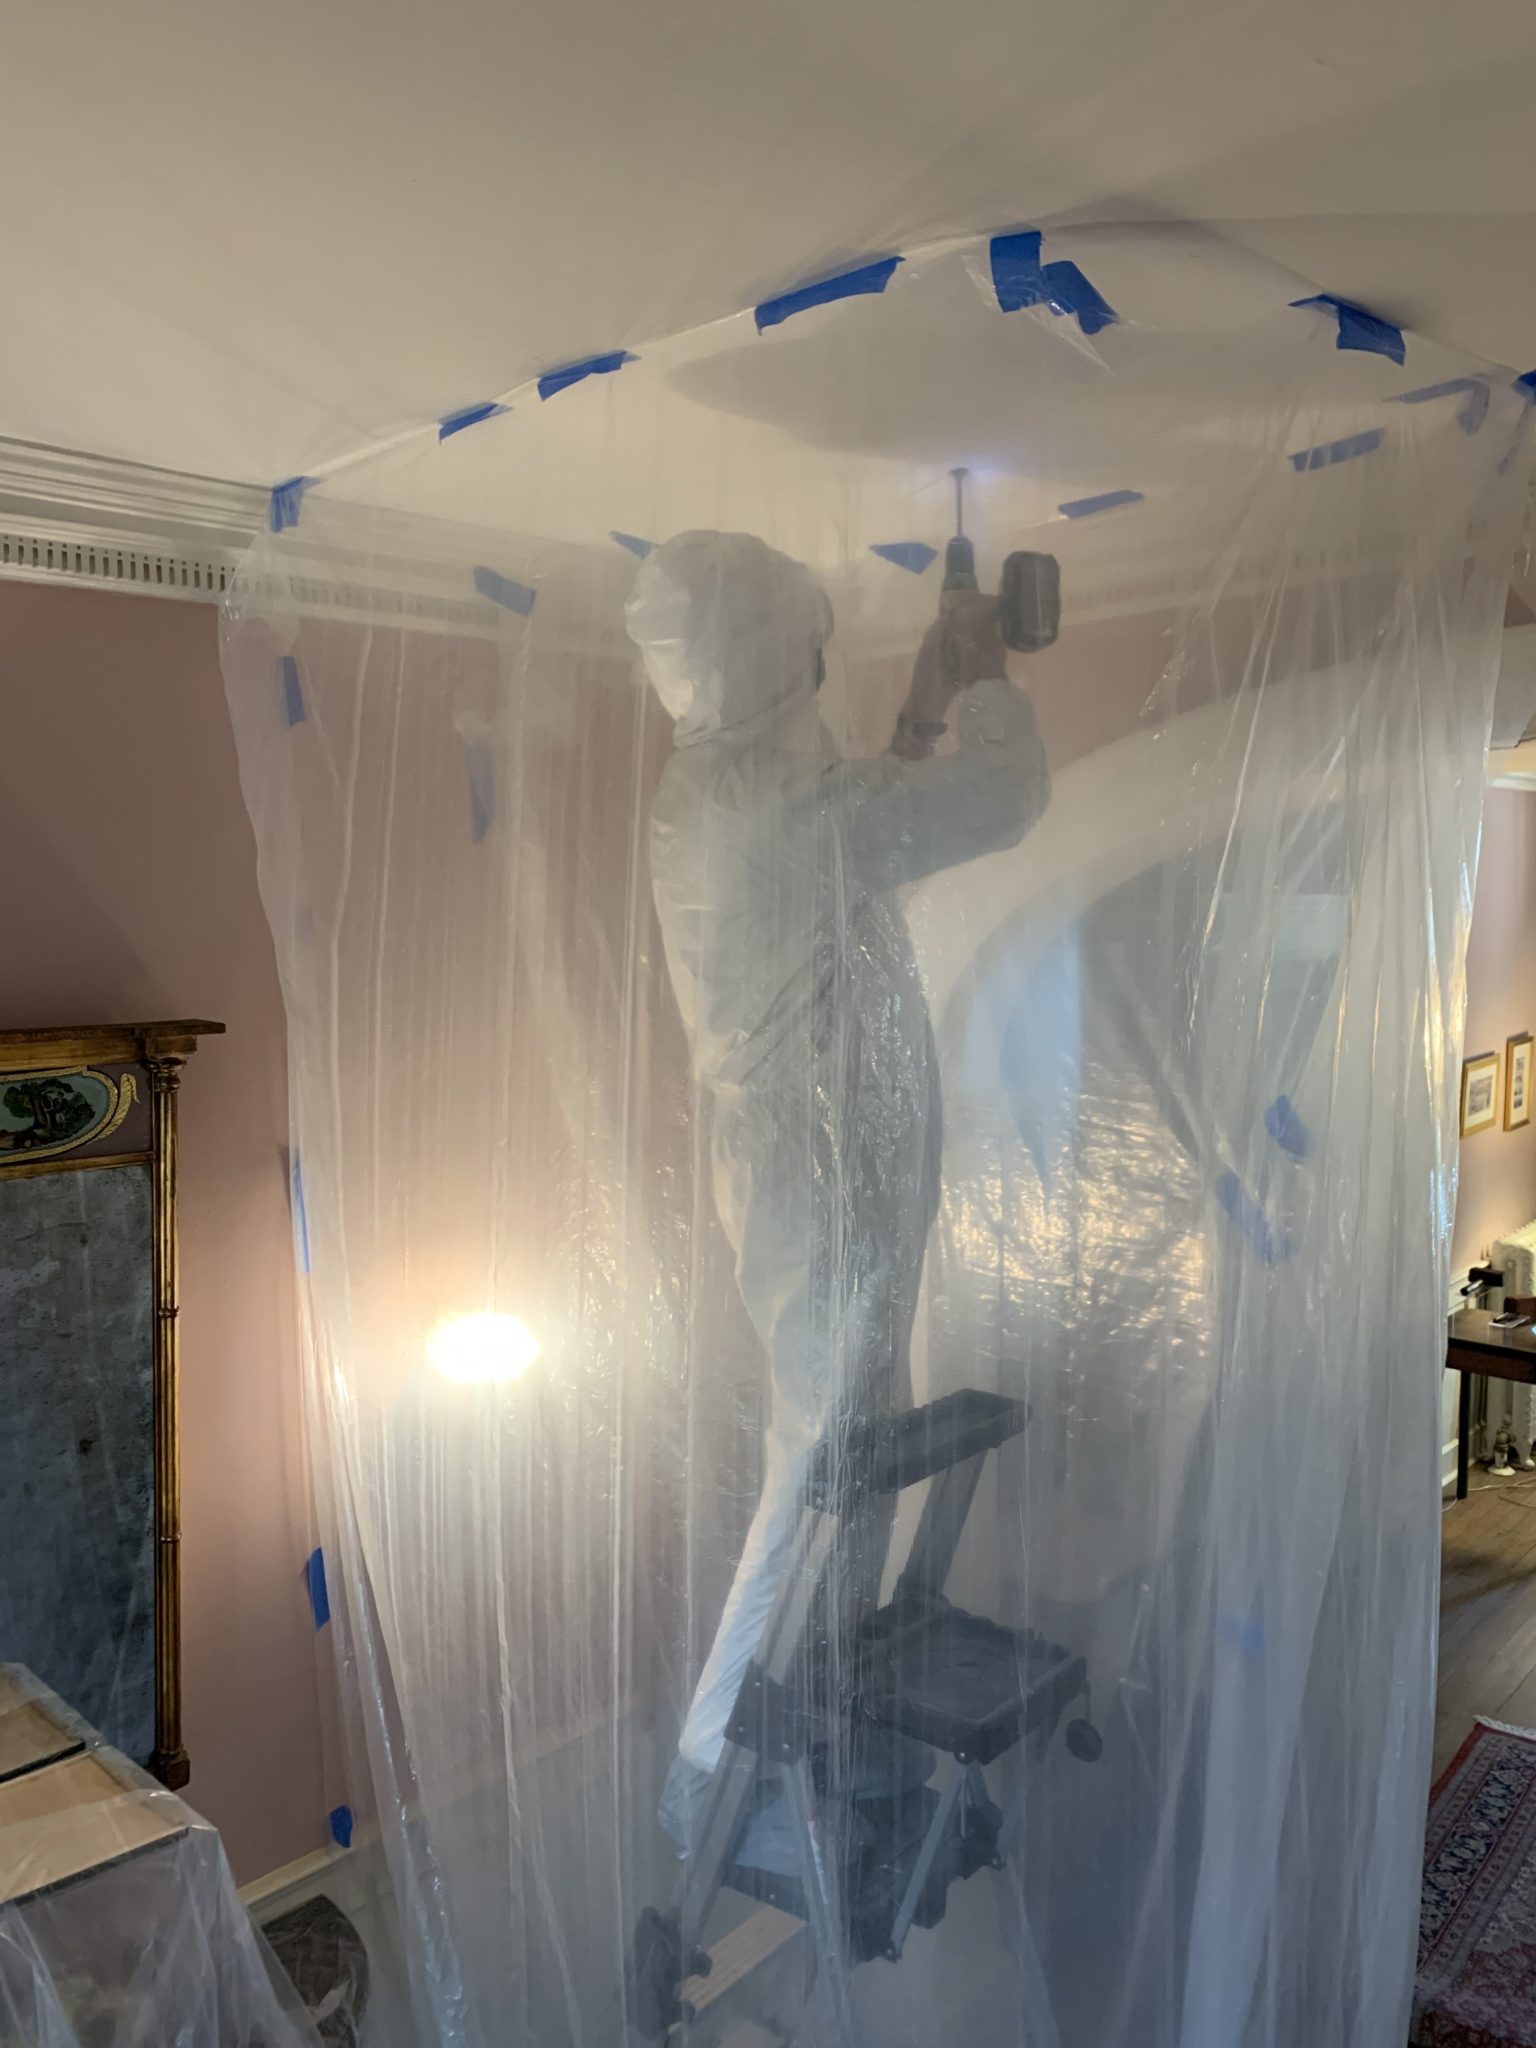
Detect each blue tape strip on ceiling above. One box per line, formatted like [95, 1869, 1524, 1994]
[306, 1548, 330, 1629]
[754, 257, 902, 333]
[473, 564, 538, 615]
[870, 541, 937, 574]
[1393, 376, 1490, 435]
[329, 1806, 354, 1849]
[1059, 489, 1143, 519]
[268, 476, 312, 533]
[465, 737, 496, 843]
[1290, 294, 1406, 367]
[1517, 371, 1536, 401]
[439, 401, 508, 440]
[538, 351, 637, 401]
[1459, 385, 1492, 434]
[277, 655, 306, 727]
[1394, 377, 1480, 405]
[1289, 428, 1384, 473]
[989, 231, 1117, 337]
[270, 234, 1461, 537]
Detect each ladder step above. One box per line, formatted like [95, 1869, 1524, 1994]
[725, 1785, 1001, 1964]
[804, 1390, 1026, 1511]
[856, 1603, 1086, 1765]
[683, 1904, 804, 2017]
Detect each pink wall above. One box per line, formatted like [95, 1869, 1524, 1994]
[1453, 786, 1536, 1278]
[0, 578, 326, 1881]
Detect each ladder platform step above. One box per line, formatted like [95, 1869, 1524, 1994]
[805, 1390, 1026, 1511]
[855, 1601, 1086, 1765]
[724, 1785, 1001, 1964]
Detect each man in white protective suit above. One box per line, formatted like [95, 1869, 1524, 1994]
[626, 530, 1052, 1853]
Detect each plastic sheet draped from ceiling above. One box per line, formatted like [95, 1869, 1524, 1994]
[221, 229, 1531, 2048]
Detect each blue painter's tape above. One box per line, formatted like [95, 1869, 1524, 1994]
[989, 231, 1117, 336]
[537, 350, 636, 401]
[306, 1547, 330, 1629]
[277, 655, 306, 727]
[1394, 377, 1479, 405]
[465, 736, 495, 843]
[1459, 381, 1491, 435]
[1215, 1171, 1290, 1266]
[754, 257, 901, 333]
[330, 1806, 354, 1850]
[611, 531, 655, 559]
[1217, 1610, 1265, 1660]
[1291, 294, 1406, 367]
[1497, 379, 1536, 474]
[439, 401, 507, 441]
[990, 230, 1045, 309]
[1288, 427, 1384, 473]
[1264, 1094, 1313, 1162]
[870, 541, 937, 574]
[473, 564, 537, 616]
[1393, 376, 1490, 435]
[1038, 260, 1116, 337]
[1058, 489, 1144, 520]
[268, 476, 312, 534]
[291, 1153, 311, 1274]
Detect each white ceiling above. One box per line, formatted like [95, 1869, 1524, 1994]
[4, 0, 1535, 488]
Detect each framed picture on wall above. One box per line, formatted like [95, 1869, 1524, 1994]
[1507, 1035, 1533, 1131]
[1462, 1052, 1500, 1137]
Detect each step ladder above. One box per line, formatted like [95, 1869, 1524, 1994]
[629, 1389, 1100, 2043]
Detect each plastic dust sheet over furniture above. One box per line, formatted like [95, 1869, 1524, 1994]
[0, 1664, 314, 2048]
[220, 227, 1533, 2048]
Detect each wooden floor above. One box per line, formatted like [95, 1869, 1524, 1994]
[1436, 1467, 1536, 1778]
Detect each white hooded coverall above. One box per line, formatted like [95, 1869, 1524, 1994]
[627, 531, 1051, 1782]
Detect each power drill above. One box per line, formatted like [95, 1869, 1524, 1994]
[945, 467, 1061, 652]
[893, 469, 1063, 757]
[941, 466, 981, 614]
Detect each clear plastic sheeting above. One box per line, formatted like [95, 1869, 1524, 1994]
[220, 228, 1532, 2048]
[0, 1666, 314, 2048]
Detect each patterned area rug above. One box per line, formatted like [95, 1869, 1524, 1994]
[1417, 1719, 1536, 2045]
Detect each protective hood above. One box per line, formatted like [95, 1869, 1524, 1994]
[625, 530, 833, 743]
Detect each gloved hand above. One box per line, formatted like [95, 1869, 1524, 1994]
[892, 593, 1009, 759]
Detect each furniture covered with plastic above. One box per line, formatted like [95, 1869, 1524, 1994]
[0, 1665, 314, 2048]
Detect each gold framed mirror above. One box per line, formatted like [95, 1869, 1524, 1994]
[0, 1020, 221, 1786]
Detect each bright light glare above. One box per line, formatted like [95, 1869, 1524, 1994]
[426, 1312, 541, 1385]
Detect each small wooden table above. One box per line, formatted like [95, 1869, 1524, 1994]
[1446, 1308, 1536, 1499]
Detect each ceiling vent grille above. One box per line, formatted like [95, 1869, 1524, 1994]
[0, 527, 235, 599]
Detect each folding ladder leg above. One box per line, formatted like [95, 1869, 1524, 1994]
[674, 1741, 764, 1961]
[780, 1755, 861, 2048]
[886, 1762, 966, 1959]
[676, 1506, 843, 1962]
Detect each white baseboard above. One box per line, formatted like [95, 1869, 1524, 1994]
[240, 1841, 352, 1916]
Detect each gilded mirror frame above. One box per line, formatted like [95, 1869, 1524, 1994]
[0, 1020, 223, 1787]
